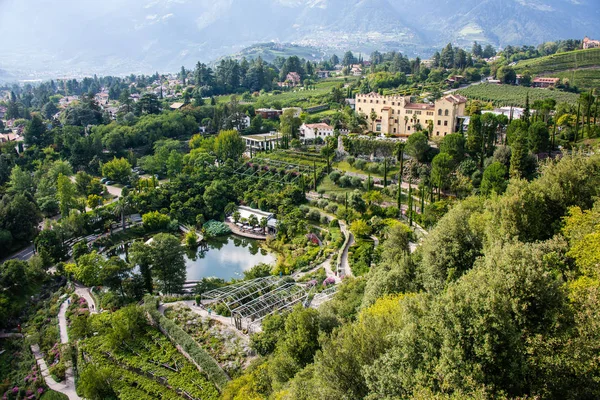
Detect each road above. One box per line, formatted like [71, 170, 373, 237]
[2, 244, 35, 262]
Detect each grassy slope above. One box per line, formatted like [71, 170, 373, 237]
[514, 48, 600, 74]
[514, 48, 600, 90]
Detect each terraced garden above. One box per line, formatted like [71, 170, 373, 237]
[514, 48, 600, 75]
[456, 83, 579, 106]
[78, 328, 220, 400]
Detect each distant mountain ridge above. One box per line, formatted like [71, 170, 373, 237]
[0, 0, 598, 79]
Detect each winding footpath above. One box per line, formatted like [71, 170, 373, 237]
[31, 285, 98, 400]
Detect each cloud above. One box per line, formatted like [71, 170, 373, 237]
[146, 14, 158, 20]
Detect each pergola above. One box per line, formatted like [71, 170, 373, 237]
[200, 276, 312, 332]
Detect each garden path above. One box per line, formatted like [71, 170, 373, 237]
[74, 284, 98, 314]
[293, 256, 341, 284]
[31, 344, 81, 400]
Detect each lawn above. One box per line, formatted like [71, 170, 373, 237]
[333, 160, 401, 179]
[216, 77, 358, 109]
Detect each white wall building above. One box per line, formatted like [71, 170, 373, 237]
[299, 123, 334, 142]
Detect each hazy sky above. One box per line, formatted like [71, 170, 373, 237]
[0, 0, 598, 78]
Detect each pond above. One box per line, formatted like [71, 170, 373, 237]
[185, 235, 275, 281]
[117, 235, 275, 281]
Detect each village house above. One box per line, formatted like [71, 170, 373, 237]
[350, 64, 363, 76]
[286, 72, 301, 86]
[355, 92, 468, 137]
[95, 91, 110, 104]
[316, 70, 331, 79]
[299, 123, 334, 142]
[583, 36, 600, 49]
[59, 95, 79, 107]
[255, 108, 282, 119]
[532, 77, 560, 88]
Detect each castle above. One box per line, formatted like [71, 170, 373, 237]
[583, 36, 600, 49]
[355, 92, 467, 137]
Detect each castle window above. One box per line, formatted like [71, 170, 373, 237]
[415, 111, 422, 115]
[444, 121, 448, 126]
[406, 110, 412, 114]
[437, 120, 441, 125]
[438, 109, 442, 116]
[444, 109, 449, 116]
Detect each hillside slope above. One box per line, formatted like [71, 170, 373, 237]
[514, 48, 600, 89]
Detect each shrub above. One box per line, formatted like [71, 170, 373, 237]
[354, 159, 366, 170]
[329, 171, 342, 183]
[320, 215, 330, 224]
[338, 175, 352, 188]
[346, 156, 356, 165]
[142, 211, 171, 232]
[326, 204, 338, 214]
[307, 210, 321, 221]
[351, 176, 362, 188]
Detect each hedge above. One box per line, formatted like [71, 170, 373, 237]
[143, 297, 230, 391]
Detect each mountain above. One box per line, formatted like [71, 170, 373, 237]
[0, 0, 598, 80]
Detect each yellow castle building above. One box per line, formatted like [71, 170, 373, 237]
[355, 92, 467, 137]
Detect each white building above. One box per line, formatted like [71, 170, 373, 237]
[233, 205, 278, 234]
[299, 123, 334, 142]
[244, 132, 282, 152]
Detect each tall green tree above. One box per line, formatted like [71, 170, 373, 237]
[149, 233, 186, 294]
[214, 130, 245, 162]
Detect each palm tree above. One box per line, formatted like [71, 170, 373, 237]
[233, 211, 241, 224]
[113, 195, 134, 231]
[248, 214, 258, 228]
[370, 110, 378, 131]
[224, 202, 237, 216]
[260, 217, 268, 234]
[404, 115, 409, 133]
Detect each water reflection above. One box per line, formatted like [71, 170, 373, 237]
[115, 235, 274, 281]
[186, 236, 275, 280]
